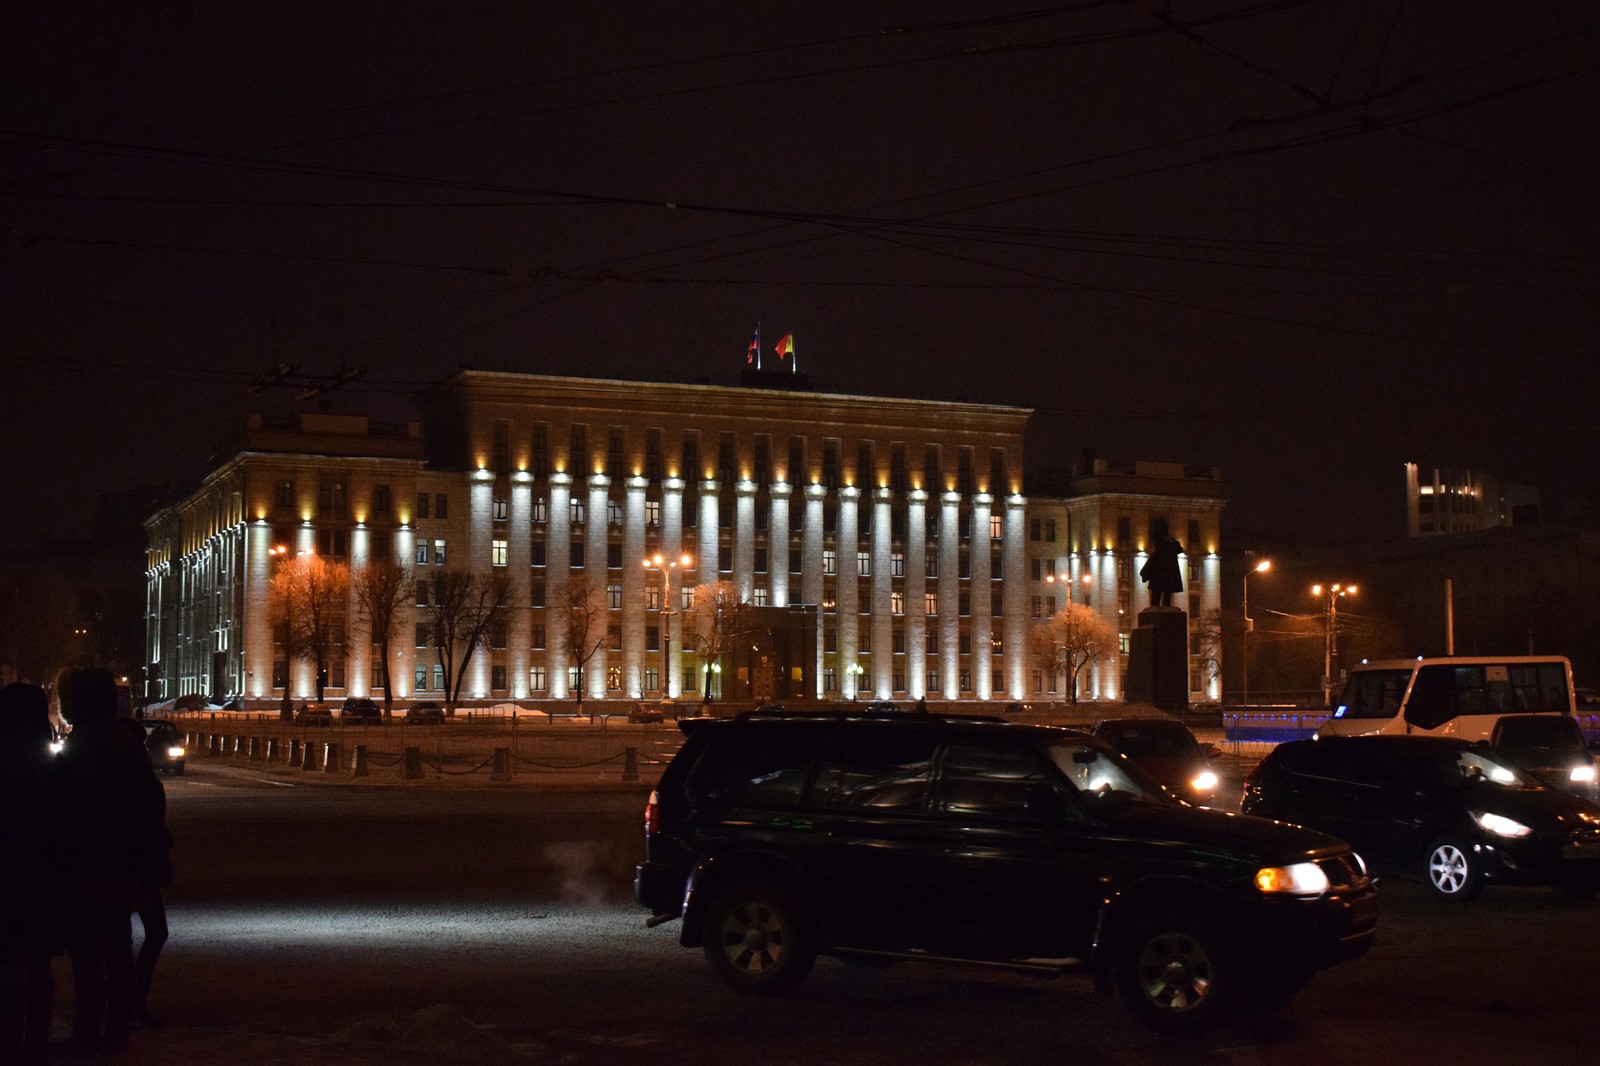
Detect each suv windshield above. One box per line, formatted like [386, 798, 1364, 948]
[1393, 745, 1529, 789]
[1045, 740, 1171, 806]
[1495, 716, 1584, 751]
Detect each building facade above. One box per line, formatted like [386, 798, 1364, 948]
[1405, 463, 1540, 537]
[145, 371, 1226, 707]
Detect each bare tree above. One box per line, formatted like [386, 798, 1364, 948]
[426, 569, 506, 716]
[1194, 606, 1223, 702]
[1032, 603, 1117, 705]
[562, 573, 607, 708]
[688, 581, 749, 705]
[268, 553, 351, 706]
[352, 558, 414, 719]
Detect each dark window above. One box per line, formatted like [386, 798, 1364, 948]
[682, 433, 700, 482]
[570, 424, 588, 474]
[570, 541, 584, 568]
[646, 428, 664, 481]
[607, 426, 625, 476]
[531, 424, 549, 477]
[937, 742, 1063, 821]
[718, 432, 737, 485]
[607, 542, 623, 569]
[989, 448, 1006, 494]
[788, 437, 805, 484]
[810, 731, 937, 812]
[688, 728, 831, 809]
[890, 443, 907, 493]
[1116, 516, 1131, 547]
[754, 435, 771, 484]
[789, 549, 802, 573]
[493, 419, 510, 472]
[434, 494, 448, 519]
[275, 480, 294, 508]
[416, 493, 429, 520]
[373, 484, 391, 513]
[924, 445, 941, 490]
[1187, 519, 1201, 548]
[856, 441, 874, 487]
[822, 440, 839, 490]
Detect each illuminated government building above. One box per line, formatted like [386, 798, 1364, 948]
[144, 369, 1224, 708]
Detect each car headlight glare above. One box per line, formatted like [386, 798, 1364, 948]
[1570, 765, 1596, 784]
[1190, 770, 1219, 793]
[1474, 811, 1532, 838]
[1255, 861, 1330, 896]
[168, 746, 186, 759]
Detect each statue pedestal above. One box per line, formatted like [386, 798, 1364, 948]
[1124, 606, 1189, 712]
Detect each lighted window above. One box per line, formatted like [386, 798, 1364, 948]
[990, 515, 1003, 539]
[925, 592, 938, 614]
[891, 591, 904, 615]
[532, 498, 548, 523]
[492, 497, 509, 521]
[823, 550, 837, 575]
[492, 539, 507, 566]
[646, 585, 662, 610]
[891, 552, 904, 577]
[530, 667, 546, 691]
[608, 584, 622, 609]
[433, 539, 447, 565]
[416, 542, 430, 565]
[753, 587, 768, 606]
[608, 500, 624, 526]
[645, 500, 660, 526]
[857, 551, 871, 577]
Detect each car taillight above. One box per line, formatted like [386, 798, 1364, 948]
[645, 789, 660, 835]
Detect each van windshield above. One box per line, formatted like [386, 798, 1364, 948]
[1334, 670, 1412, 719]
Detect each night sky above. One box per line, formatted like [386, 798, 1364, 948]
[6, 2, 1598, 557]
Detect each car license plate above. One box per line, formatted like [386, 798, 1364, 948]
[1566, 841, 1600, 861]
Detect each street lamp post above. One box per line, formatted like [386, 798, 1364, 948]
[1242, 557, 1271, 707]
[846, 661, 865, 701]
[1311, 582, 1357, 707]
[1045, 571, 1091, 606]
[269, 544, 313, 717]
[643, 552, 693, 699]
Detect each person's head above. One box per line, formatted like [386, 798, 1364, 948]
[0, 681, 53, 752]
[56, 667, 120, 731]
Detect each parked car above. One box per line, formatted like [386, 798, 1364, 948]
[1242, 734, 1600, 902]
[142, 718, 186, 774]
[341, 697, 383, 724]
[637, 709, 1376, 1035]
[629, 701, 664, 724]
[295, 705, 333, 727]
[1491, 714, 1598, 801]
[407, 701, 445, 725]
[1092, 717, 1221, 805]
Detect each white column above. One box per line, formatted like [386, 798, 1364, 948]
[547, 473, 572, 698]
[663, 477, 685, 698]
[348, 525, 371, 697]
[1003, 495, 1028, 700]
[871, 488, 894, 699]
[734, 480, 756, 603]
[294, 523, 315, 698]
[769, 482, 791, 607]
[1204, 552, 1221, 700]
[803, 484, 826, 698]
[906, 489, 927, 700]
[246, 522, 273, 699]
[838, 486, 860, 699]
[509, 472, 533, 699]
[623, 476, 648, 697]
[395, 525, 416, 700]
[698, 480, 720, 592]
[972, 493, 993, 701]
[586, 474, 611, 700]
[939, 492, 961, 699]
[468, 469, 495, 698]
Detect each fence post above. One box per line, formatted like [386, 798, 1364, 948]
[622, 745, 639, 783]
[402, 746, 424, 780]
[352, 744, 368, 777]
[247, 736, 261, 761]
[208, 733, 221, 756]
[323, 741, 341, 774]
[490, 746, 511, 783]
[300, 740, 316, 771]
[265, 737, 279, 763]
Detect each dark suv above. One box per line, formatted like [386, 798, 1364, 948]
[636, 711, 1376, 1034]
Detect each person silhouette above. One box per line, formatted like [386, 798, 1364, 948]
[1, 682, 66, 1066]
[115, 718, 172, 1029]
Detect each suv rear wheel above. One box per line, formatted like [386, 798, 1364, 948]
[1424, 836, 1485, 902]
[703, 879, 815, 996]
[1116, 911, 1238, 1035]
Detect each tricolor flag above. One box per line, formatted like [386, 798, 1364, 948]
[774, 332, 794, 362]
[746, 325, 761, 366]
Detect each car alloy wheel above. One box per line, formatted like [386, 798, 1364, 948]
[703, 879, 814, 996]
[1117, 913, 1237, 1035]
[1425, 836, 1485, 902]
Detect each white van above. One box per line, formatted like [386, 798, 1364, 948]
[1318, 656, 1575, 741]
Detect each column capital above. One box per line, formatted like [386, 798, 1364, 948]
[511, 470, 533, 485]
[804, 483, 828, 501]
[1006, 493, 1027, 508]
[663, 476, 686, 494]
[549, 471, 573, 489]
[625, 475, 649, 492]
[907, 488, 929, 506]
[838, 485, 861, 503]
[973, 492, 993, 508]
[586, 473, 612, 491]
[941, 490, 963, 506]
[469, 468, 495, 485]
[873, 487, 894, 504]
[769, 481, 793, 500]
[735, 479, 759, 498]
[700, 478, 720, 494]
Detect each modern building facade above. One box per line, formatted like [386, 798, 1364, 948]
[1405, 463, 1540, 537]
[145, 370, 1226, 708]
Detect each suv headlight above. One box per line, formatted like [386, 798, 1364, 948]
[1255, 862, 1330, 897]
[1189, 769, 1219, 792]
[1473, 811, 1532, 838]
[1570, 765, 1596, 784]
[168, 746, 186, 759]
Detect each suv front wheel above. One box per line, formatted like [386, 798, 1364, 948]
[703, 879, 815, 996]
[1116, 911, 1239, 1035]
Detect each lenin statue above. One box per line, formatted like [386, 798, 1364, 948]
[1139, 522, 1184, 607]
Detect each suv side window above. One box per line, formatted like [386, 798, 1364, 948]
[688, 727, 831, 809]
[938, 742, 1072, 822]
[809, 731, 937, 812]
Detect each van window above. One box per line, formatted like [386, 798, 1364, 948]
[1404, 663, 1570, 731]
[1335, 670, 1410, 720]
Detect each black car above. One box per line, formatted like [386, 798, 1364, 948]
[1242, 735, 1600, 902]
[1092, 718, 1222, 805]
[142, 719, 186, 775]
[636, 710, 1376, 1035]
[1491, 715, 1598, 802]
[406, 701, 445, 725]
[341, 697, 384, 724]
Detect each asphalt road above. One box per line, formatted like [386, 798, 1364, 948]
[54, 758, 1600, 1065]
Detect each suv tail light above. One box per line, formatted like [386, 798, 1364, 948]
[645, 789, 660, 835]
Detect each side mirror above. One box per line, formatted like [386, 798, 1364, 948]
[1204, 744, 1222, 760]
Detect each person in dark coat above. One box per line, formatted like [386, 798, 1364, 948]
[1139, 522, 1185, 608]
[55, 668, 166, 1059]
[114, 719, 172, 1029]
[0, 682, 67, 1066]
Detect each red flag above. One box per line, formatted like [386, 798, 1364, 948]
[774, 332, 794, 361]
[746, 327, 760, 365]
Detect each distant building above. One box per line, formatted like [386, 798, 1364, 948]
[145, 369, 1227, 707]
[1405, 463, 1540, 537]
